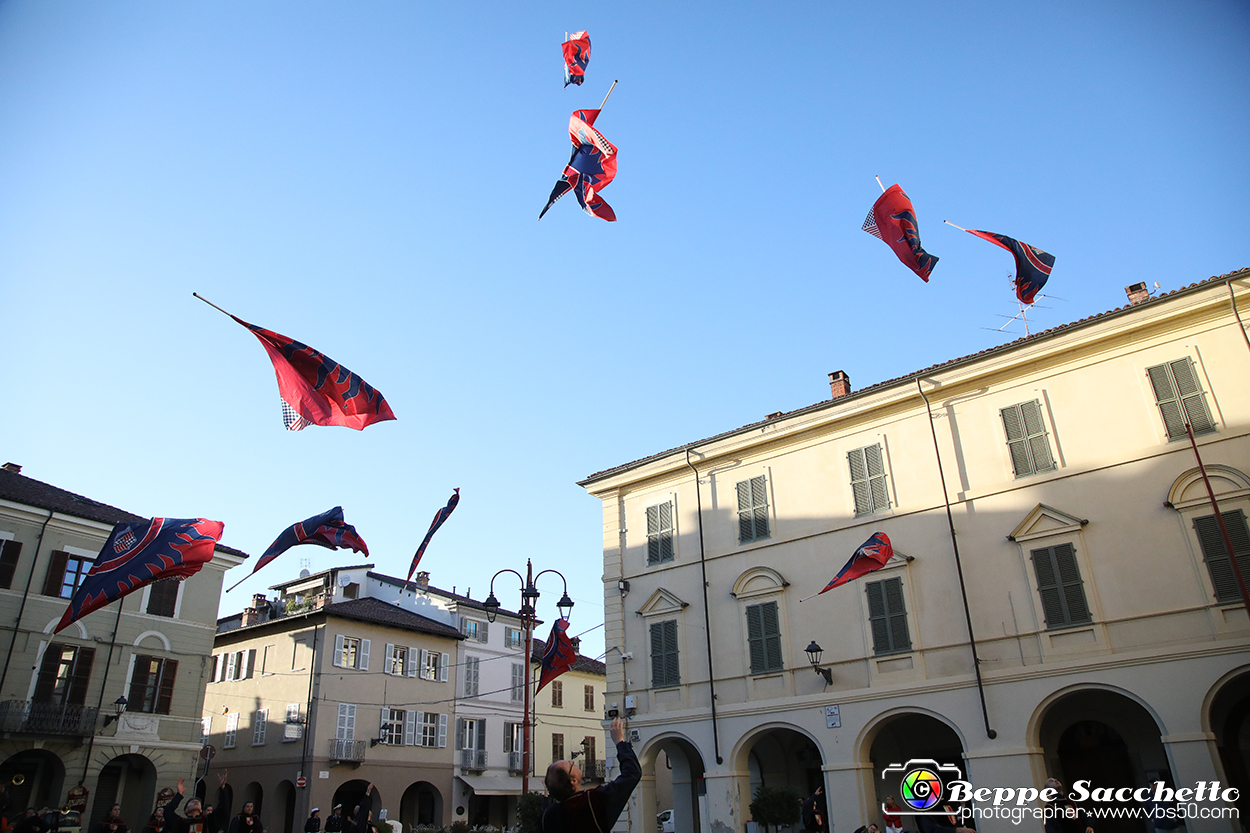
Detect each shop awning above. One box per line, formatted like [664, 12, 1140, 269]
[456, 774, 522, 796]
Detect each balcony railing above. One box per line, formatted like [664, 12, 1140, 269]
[0, 700, 98, 736]
[582, 760, 606, 780]
[327, 738, 366, 762]
[460, 749, 488, 772]
[507, 751, 535, 775]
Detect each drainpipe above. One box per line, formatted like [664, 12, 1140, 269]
[916, 379, 997, 740]
[300, 621, 322, 808]
[1227, 280, 1250, 358]
[0, 509, 55, 697]
[685, 449, 723, 765]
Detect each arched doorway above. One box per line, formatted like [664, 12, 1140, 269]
[400, 782, 442, 829]
[1209, 668, 1250, 823]
[1039, 689, 1167, 833]
[734, 726, 821, 833]
[331, 780, 373, 827]
[241, 782, 263, 815]
[91, 754, 156, 828]
[867, 713, 965, 818]
[648, 736, 707, 833]
[0, 750, 66, 816]
[274, 780, 296, 833]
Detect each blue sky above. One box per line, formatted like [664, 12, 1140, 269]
[2, 2, 1247, 661]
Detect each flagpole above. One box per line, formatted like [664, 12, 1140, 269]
[192, 292, 237, 320]
[875, 176, 886, 193]
[225, 572, 255, 594]
[598, 80, 618, 112]
[943, 220, 968, 232]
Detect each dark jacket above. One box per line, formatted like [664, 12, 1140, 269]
[303, 817, 320, 833]
[227, 814, 263, 833]
[93, 817, 129, 833]
[169, 787, 229, 833]
[541, 741, 642, 833]
[323, 816, 342, 833]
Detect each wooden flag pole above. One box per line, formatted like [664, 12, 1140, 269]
[599, 80, 618, 112]
[193, 292, 236, 320]
[943, 220, 969, 232]
[875, 176, 886, 193]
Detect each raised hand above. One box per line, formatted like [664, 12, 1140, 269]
[177, 779, 186, 796]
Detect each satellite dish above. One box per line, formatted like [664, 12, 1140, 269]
[299, 569, 311, 578]
[339, 576, 352, 587]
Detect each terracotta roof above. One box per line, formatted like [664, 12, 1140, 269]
[0, 466, 248, 558]
[531, 637, 607, 675]
[326, 597, 465, 639]
[579, 267, 1250, 485]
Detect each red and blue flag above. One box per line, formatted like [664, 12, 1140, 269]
[818, 532, 894, 595]
[231, 507, 368, 591]
[539, 108, 617, 222]
[862, 185, 938, 281]
[562, 31, 591, 88]
[231, 315, 396, 432]
[55, 518, 224, 633]
[408, 488, 460, 582]
[536, 617, 576, 694]
[965, 229, 1055, 304]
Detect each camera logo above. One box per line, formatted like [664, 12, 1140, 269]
[882, 759, 965, 815]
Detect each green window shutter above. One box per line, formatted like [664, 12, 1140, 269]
[1148, 360, 1215, 439]
[647, 503, 674, 565]
[1054, 544, 1090, 624]
[760, 602, 783, 672]
[0, 540, 21, 590]
[1031, 544, 1090, 628]
[849, 446, 889, 515]
[745, 604, 765, 674]
[883, 579, 911, 651]
[1002, 402, 1056, 477]
[848, 448, 871, 515]
[865, 581, 890, 653]
[662, 620, 679, 686]
[650, 620, 679, 687]
[1194, 511, 1250, 603]
[736, 477, 769, 543]
[865, 445, 891, 512]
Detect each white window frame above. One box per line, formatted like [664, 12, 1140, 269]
[336, 703, 356, 740]
[463, 655, 479, 697]
[252, 708, 268, 746]
[224, 712, 239, 748]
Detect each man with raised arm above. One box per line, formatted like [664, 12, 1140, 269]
[542, 718, 640, 833]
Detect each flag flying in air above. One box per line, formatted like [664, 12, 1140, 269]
[536, 617, 577, 694]
[539, 108, 618, 222]
[55, 518, 224, 633]
[818, 532, 894, 595]
[408, 488, 460, 582]
[862, 184, 939, 281]
[964, 229, 1055, 304]
[234, 507, 368, 590]
[562, 31, 591, 87]
[230, 315, 396, 431]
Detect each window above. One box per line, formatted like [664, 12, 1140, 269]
[649, 619, 680, 688]
[380, 708, 405, 745]
[336, 703, 356, 740]
[283, 703, 302, 742]
[33, 643, 95, 706]
[225, 649, 255, 681]
[736, 476, 770, 543]
[1147, 358, 1216, 440]
[503, 722, 523, 756]
[42, 551, 92, 599]
[552, 733, 565, 761]
[385, 644, 409, 676]
[420, 649, 449, 682]
[414, 712, 446, 748]
[511, 663, 524, 702]
[505, 627, 523, 649]
[0, 539, 23, 589]
[461, 618, 488, 643]
[292, 638, 307, 671]
[224, 712, 238, 748]
[127, 655, 178, 714]
[463, 656, 479, 697]
[866, 578, 911, 655]
[457, 717, 485, 751]
[1031, 544, 1092, 629]
[584, 685, 595, 712]
[848, 444, 890, 516]
[582, 735, 597, 764]
[647, 502, 675, 564]
[146, 579, 178, 617]
[1001, 401, 1057, 478]
[252, 709, 268, 745]
[1194, 511, 1250, 604]
[551, 680, 563, 708]
[261, 645, 276, 675]
[333, 635, 370, 670]
[200, 716, 211, 745]
[746, 601, 783, 675]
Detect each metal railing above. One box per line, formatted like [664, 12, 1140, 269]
[460, 749, 488, 771]
[582, 760, 606, 780]
[507, 751, 536, 775]
[0, 700, 98, 736]
[328, 738, 366, 762]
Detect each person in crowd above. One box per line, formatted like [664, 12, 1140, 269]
[541, 718, 641, 833]
[1042, 778, 1093, 833]
[227, 801, 263, 833]
[304, 809, 320, 833]
[12, 809, 50, 833]
[323, 807, 343, 833]
[93, 804, 129, 833]
[802, 787, 829, 833]
[169, 772, 230, 833]
[140, 807, 169, 833]
[883, 795, 903, 833]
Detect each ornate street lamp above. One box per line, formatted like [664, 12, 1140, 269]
[102, 695, 128, 727]
[483, 559, 573, 794]
[805, 641, 833, 686]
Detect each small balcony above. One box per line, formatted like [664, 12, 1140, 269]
[0, 700, 98, 737]
[327, 738, 366, 763]
[460, 749, 488, 772]
[582, 760, 606, 780]
[507, 751, 535, 775]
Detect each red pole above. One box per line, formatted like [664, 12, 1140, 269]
[1185, 422, 1250, 611]
[521, 561, 534, 795]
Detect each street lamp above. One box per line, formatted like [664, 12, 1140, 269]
[102, 695, 128, 727]
[483, 559, 574, 794]
[805, 642, 833, 686]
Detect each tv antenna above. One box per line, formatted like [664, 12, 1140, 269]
[981, 274, 1067, 337]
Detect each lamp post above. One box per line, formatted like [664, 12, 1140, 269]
[804, 642, 833, 686]
[102, 695, 128, 727]
[483, 559, 574, 795]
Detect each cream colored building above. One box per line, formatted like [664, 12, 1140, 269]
[580, 270, 1250, 833]
[208, 579, 463, 833]
[530, 636, 607, 786]
[0, 464, 246, 826]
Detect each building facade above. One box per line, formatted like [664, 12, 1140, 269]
[580, 271, 1250, 833]
[0, 465, 246, 828]
[209, 589, 463, 833]
[530, 637, 608, 790]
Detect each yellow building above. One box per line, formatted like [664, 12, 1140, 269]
[530, 635, 607, 786]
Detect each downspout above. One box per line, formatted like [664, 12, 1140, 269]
[685, 449, 723, 765]
[1183, 422, 1250, 611]
[301, 621, 322, 798]
[0, 509, 55, 697]
[916, 379, 997, 740]
[1227, 280, 1250, 358]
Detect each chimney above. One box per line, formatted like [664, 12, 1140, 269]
[244, 607, 259, 626]
[1125, 282, 1150, 305]
[244, 594, 268, 626]
[570, 636, 581, 654]
[1, 463, 21, 474]
[415, 571, 430, 590]
[828, 370, 851, 399]
[765, 411, 783, 420]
